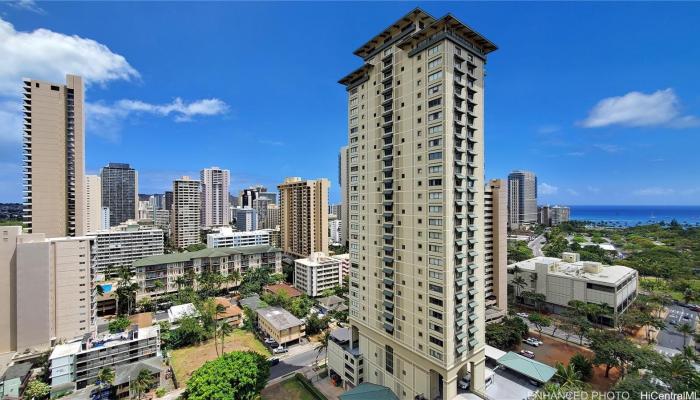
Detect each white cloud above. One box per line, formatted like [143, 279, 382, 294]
[0, 17, 139, 94]
[634, 187, 675, 196]
[6, 0, 45, 14]
[566, 188, 579, 196]
[593, 144, 621, 153]
[86, 98, 229, 141]
[539, 183, 559, 195]
[581, 89, 700, 128]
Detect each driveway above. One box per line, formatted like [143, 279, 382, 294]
[528, 234, 546, 257]
[656, 305, 697, 351]
[269, 342, 326, 380]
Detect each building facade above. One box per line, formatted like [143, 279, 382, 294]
[484, 179, 507, 322]
[0, 227, 96, 352]
[339, 8, 497, 398]
[507, 171, 537, 229]
[507, 252, 638, 326]
[90, 224, 164, 274]
[132, 245, 282, 300]
[329, 218, 342, 245]
[265, 203, 280, 229]
[278, 177, 329, 258]
[256, 307, 305, 345]
[294, 252, 343, 297]
[22, 74, 86, 237]
[339, 146, 350, 248]
[85, 175, 102, 234]
[101, 163, 138, 228]
[233, 207, 258, 232]
[207, 227, 271, 248]
[172, 176, 201, 249]
[538, 205, 570, 226]
[200, 167, 230, 228]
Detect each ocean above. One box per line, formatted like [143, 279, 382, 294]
[569, 205, 700, 227]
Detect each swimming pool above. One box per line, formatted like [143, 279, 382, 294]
[100, 284, 113, 293]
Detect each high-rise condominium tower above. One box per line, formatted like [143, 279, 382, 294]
[85, 175, 102, 233]
[339, 9, 496, 399]
[278, 177, 329, 258]
[101, 163, 138, 227]
[172, 176, 201, 248]
[22, 75, 86, 237]
[200, 167, 230, 228]
[507, 170, 537, 228]
[484, 179, 508, 322]
[339, 146, 350, 248]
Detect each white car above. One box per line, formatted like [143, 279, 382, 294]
[516, 312, 529, 319]
[264, 337, 276, 344]
[523, 337, 541, 347]
[458, 376, 471, 390]
[273, 346, 288, 354]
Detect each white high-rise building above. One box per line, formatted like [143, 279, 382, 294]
[85, 175, 102, 233]
[339, 8, 497, 398]
[200, 167, 230, 228]
[507, 170, 537, 228]
[207, 227, 271, 248]
[89, 223, 164, 275]
[294, 252, 343, 297]
[172, 176, 201, 248]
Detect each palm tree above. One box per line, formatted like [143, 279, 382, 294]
[554, 362, 583, 389]
[683, 288, 695, 305]
[175, 276, 187, 292]
[512, 276, 526, 300]
[96, 367, 114, 399]
[218, 321, 234, 354]
[230, 270, 242, 291]
[95, 284, 105, 297]
[677, 323, 694, 347]
[681, 345, 700, 363]
[130, 369, 155, 399]
[315, 330, 331, 368]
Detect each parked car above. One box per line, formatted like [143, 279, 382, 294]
[264, 337, 276, 344]
[268, 357, 280, 366]
[273, 346, 288, 354]
[519, 350, 535, 359]
[458, 375, 471, 390]
[523, 338, 541, 347]
[267, 341, 279, 349]
[682, 314, 691, 320]
[516, 312, 529, 319]
[670, 320, 677, 326]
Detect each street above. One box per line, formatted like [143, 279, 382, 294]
[528, 234, 546, 257]
[656, 304, 697, 351]
[522, 316, 591, 346]
[269, 343, 325, 380]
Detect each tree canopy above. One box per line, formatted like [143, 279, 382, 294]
[185, 351, 270, 400]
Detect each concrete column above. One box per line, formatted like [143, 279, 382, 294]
[470, 358, 486, 396]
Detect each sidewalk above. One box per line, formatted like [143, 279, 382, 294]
[524, 319, 591, 346]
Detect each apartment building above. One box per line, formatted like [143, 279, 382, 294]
[239, 185, 274, 207]
[484, 179, 508, 322]
[339, 146, 350, 248]
[256, 307, 305, 345]
[294, 252, 343, 297]
[22, 74, 85, 237]
[233, 207, 258, 232]
[278, 177, 329, 258]
[507, 252, 638, 326]
[330, 218, 342, 244]
[200, 167, 230, 228]
[89, 223, 164, 274]
[266, 203, 280, 229]
[538, 205, 571, 226]
[0, 226, 96, 352]
[132, 245, 281, 300]
[48, 325, 161, 392]
[101, 163, 138, 227]
[206, 227, 271, 248]
[172, 176, 201, 248]
[507, 171, 537, 229]
[332, 253, 351, 277]
[85, 175, 102, 233]
[327, 327, 364, 389]
[339, 8, 497, 398]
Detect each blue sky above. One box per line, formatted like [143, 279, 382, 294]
[1, 1, 699, 205]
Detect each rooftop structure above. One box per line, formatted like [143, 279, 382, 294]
[256, 306, 305, 345]
[293, 252, 343, 297]
[264, 282, 304, 298]
[206, 227, 271, 248]
[168, 303, 198, 324]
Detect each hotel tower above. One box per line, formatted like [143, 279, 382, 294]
[339, 9, 497, 399]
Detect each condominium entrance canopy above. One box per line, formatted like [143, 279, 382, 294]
[339, 383, 399, 400]
[485, 344, 506, 361]
[498, 352, 556, 384]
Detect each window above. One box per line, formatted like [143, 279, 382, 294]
[350, 117, 358, 125]
[384, 47, 393, 56]
[428, 44, 441, 56]
[429, 309, 443, 320]
[428, 111, 442, 121]
[428, 151, 443, 160]
[428, 71, 442, 82]
[428, 244, 443, 252]
[429, 257, 443, 266]
[429, 192, 442, 200]
[428, 97, 442, 108]
[430, 323, 444, 334]
[428, 57, 442, 69]
[428, 165, 442, 174]
[350, 97, 358, 106]
[428, 138, 442, 147]
[428, 218, 443, 226]
[428, 179, 442, 186]
[429, 206, 442, 213]
[350, 107, 358, 116]
[428, 125, 443, 135]
[429, 232, 443, 239]
[428, 84, 442, 95]
[429, 296, 443, 306]
[429, 270, 444, 279]
[350, 127, 358, 134]
[385, 345, 394, 375]
[429, 336, 444, 347]
[429, 284, 443, 293]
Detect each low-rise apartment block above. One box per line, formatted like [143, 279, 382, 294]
[256, 307, 305, 345]
[132, 245, 282, 300]
[332, 253, 350, 277]
[507, 252, 638, 325]
[206, 227, 271, 248]
[89, 222, 164, 274]
[294, 252, 343, 297]
[48, 325, 161, 393]
[327, 327, 363, 389]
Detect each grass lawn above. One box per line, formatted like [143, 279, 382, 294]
[170, 329, 270, 385]
[261, 377, 318, 400]
[640, 276, 700, 302]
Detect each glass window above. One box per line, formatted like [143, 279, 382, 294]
[428, 125, 443, 135]
[428, 71, 442, 82]
[428, 151, 443, 160]
[428, 44, 441, 56]
[428, 84, 442, 95]
[428, 57, 442, 69]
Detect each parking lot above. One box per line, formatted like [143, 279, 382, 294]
[658, 305, 697, 350]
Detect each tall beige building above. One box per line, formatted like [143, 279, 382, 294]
[23, 74, 86, 237]
[0, 226, 95, 352]
[339, 146, 350, 248]
[339, 8, 496, 399]
[484, 179, 508, 322]
[172, 176, 201, 249]
[200, 167, 230, 228]
[85, 175, 102, 232]
[278, 177, 329, 258]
